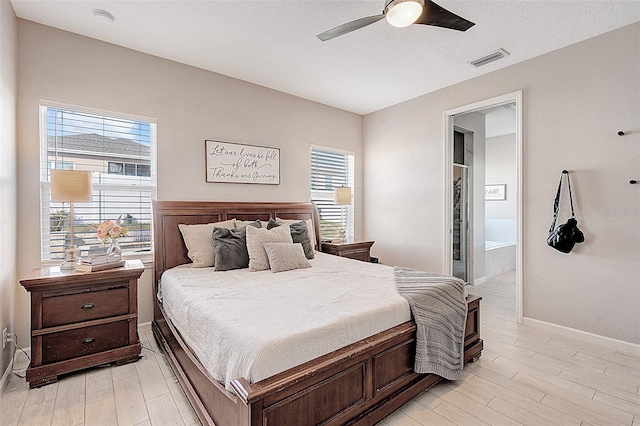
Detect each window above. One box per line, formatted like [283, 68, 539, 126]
[310, 147, 354, 241]
[108, 161, 150, 177]
[108, 162, 124, 174]
[40, 103, 156, 261]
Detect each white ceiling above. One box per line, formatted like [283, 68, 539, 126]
[484, 104, 516, 138]
[10, 0, 640, 115]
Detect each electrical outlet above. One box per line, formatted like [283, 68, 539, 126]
[2, 329, 15, 350]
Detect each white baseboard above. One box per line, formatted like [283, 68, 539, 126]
[138, 322, 152, 333]
[0, 357, 13, 393]
[0, 346, 30, 392]
[472, 277, 486, 285]
[523, 317, 640, 356]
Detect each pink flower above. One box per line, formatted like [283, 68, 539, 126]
[96, 218, 127, 243]
[97, 221, 112, 240]
[97, 228, 108, 241]
[109, 224, 122, 239]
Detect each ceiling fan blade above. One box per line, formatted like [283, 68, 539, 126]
[415, 0, 475, 32]
[317, 14, 385, 41]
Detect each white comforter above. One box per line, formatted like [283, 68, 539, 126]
[159, 252, 411, 391]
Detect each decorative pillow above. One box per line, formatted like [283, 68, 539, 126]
[264, 243, 312, 273]
[212, 221, 261, 271]
[178, 219, 236, 267]
[276, 217, 317, 250]
[235, 219, 263, 227]
[246, 225, 292, 271]
[229, 219, 262, 232]
[267, 218, 314, 259]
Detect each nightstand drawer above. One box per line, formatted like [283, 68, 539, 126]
[42, 286, 130, 328]
[339, 248, 370, 262]
[42, 320, 130, 364]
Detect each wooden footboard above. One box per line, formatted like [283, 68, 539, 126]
[152, 295, 482, 426]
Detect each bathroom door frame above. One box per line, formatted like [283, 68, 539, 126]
[452, 162, 471, 283]
[443, 90, 523, 323]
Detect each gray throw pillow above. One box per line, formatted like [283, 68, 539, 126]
[276, 217, 316, 250]
[264, 243, 312, 273]
[212, 221, 261, 271]
[267, 218, 314, 259]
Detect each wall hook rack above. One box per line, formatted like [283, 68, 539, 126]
[615, 132, 636, 183]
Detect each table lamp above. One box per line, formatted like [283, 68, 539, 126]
[333, 186, 351, 243]
[50, 170, 92, 269]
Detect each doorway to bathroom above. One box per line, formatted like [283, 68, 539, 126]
[444, 91, 523, 323]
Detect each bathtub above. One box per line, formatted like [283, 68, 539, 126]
[485, 240, 516, 279]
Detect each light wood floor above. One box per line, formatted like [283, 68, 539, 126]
[1, 270, 639, 426]
[0, 329, 200, 426]
[379, 270, 640, 426]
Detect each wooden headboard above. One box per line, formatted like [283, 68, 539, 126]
[152, 200, 320, 284]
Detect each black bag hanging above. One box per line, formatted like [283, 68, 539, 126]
[547, 170, 585, 253]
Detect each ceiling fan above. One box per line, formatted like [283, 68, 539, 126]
[317, 0, 475, 41]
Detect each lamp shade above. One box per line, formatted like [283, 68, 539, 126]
[50, 170, 92, 202]
[334, 186, 352, 205]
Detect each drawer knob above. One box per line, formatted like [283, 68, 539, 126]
[81, 303, 95, 309]
[82, 337, 96, 344]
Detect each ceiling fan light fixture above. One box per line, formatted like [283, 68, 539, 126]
[385, 0, 423, 28]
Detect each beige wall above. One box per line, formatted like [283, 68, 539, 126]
[16, 21, 363, 345]
[363, 22, 640, 344]
[485, 133, 517, 223]
[0, 0, 18, 377]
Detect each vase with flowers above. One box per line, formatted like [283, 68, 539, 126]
[97, 215, 128, 254]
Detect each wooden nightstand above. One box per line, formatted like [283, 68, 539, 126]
[19, 259, 144, 388]
[320, 241, 374, 262]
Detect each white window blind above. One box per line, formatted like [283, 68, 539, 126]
[40, 103, 156, 261]
[310, 147, 354, 241]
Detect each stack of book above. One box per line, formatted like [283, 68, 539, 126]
[76, 252, 125, 272]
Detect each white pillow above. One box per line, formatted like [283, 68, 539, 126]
[264, 243, 312, 273]
[246, 225, 293, 271]
[276, 217, 316, 250]
[178, 219, 236, 267]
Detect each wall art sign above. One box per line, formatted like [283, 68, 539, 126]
[485, 184, 506, 201]
[205, 140, 280, 184]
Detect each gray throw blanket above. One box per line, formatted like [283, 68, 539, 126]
[393, 267, 467, 380]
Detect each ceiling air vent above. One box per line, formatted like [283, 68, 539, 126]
[468, 49, 510, 68]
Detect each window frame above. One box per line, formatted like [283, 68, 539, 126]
[310, 145, 355, 242]
[39, 100, 157, 264]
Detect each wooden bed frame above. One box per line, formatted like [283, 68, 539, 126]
[151, 200, 483, 426]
